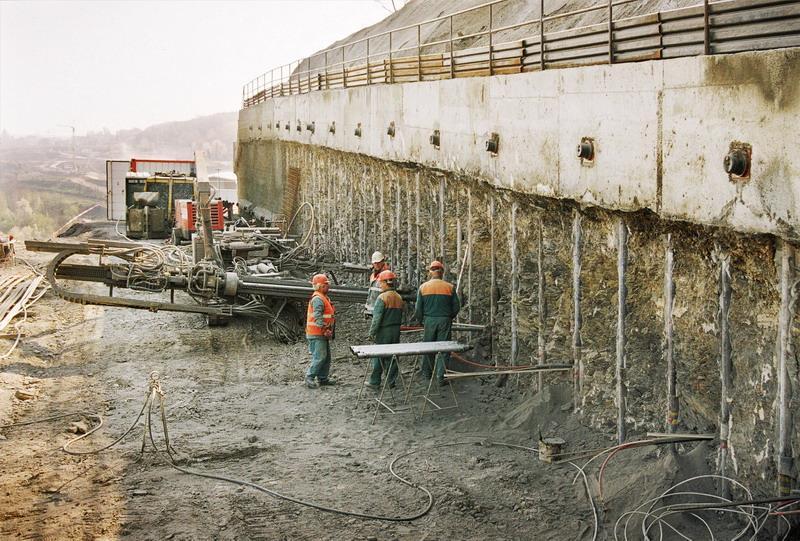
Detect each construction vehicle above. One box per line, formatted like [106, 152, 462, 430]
[106, 157, 198, 240]
[0, 232, 14, 265]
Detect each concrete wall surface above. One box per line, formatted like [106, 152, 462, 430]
[238, 48, 800, 241]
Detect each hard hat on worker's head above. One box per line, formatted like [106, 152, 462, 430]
[371, 251, 386, 264]
[428, 260, 444, 271]
[311, 273, 330, 286]
[377, 270, 396, 282]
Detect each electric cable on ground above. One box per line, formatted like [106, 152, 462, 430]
[1, 374, 588, 527]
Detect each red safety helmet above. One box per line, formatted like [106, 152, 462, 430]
[377, 270, 396, 282]
[428, 260, 444, 271]
[311, 273, 330, 286]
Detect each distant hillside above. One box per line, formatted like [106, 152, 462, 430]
[0, 111, 237, 239]
[112, 111, 237, 163]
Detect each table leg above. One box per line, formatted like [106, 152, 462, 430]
[356, 357, 372, 408]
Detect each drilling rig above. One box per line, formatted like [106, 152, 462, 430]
[27, 181, 392, 341]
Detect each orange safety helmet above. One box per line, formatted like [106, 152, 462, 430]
[377, 270, 397, 282]
[311, 273, 330, 286]
[428, 260, 444, 271]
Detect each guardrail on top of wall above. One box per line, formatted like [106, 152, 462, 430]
[242, 0, 800, 108]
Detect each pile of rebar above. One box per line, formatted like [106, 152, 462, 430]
[238, 276, 370, 303]
[0, 266, 50, 358]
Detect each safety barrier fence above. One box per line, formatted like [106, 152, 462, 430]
[242, 0, 800, 108]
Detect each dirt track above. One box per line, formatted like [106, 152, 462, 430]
[0, 250, 783, 540]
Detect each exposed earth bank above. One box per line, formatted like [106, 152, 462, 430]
[0, 247, 791, 540]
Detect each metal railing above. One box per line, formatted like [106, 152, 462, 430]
[242, 0, 800, 108]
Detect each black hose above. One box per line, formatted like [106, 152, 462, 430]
[149, 391, 434, 522]
[2, 376, 545, 525]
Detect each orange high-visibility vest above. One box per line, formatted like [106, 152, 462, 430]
[369, 261, 389, 283]
[306, 291, 335, 337]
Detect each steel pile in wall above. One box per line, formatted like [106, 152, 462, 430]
[256, 140, 799, 495]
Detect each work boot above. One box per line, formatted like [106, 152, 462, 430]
[305, 376, 318, 389]
[318, 378, 336, 386]
[388, 381, 397, 389]
[438, 379, 449, 388]
[364, 380, 379, 390]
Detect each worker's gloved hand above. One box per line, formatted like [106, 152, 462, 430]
[323, 328, 334, 339]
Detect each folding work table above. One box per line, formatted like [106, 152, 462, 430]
[350, 340, 472, 423]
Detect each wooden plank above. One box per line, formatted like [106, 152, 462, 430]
[712, 3, 800, 26]
[712, 32, 800, 52]
[660, 17, 704, 33]
[421, 70, 451, 78]
[710, 0, 799, 16]
[544, 56, 607, 69]
[662, 30, 705, 47]
[455, 58, 522, 77]
[420, 73, 452, 81]
[545, 44, 609, 62]
[615, 50, 662, 63]
[660, 4, 704, 22]
[452, 48, 523, 64]
[452, 40, 524, 59]
[0, 276, 44, 332]
[452, 52, 522, 68]
[0, 289, 24, 322]
[661, 43, 705, 58]
[711, 17, 800, 41]
[545, 34, 608, 54]
[615, 35, 662, 54]
[521, 55, 543, 67]
[614, 12, 661, 30]
[614, 23, 661, 42]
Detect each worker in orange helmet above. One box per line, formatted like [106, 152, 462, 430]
[365, 270, 404, 389]
[305, 273, 336, 388]
[414, 260, 460, 386]
[364, 250, 390, 316]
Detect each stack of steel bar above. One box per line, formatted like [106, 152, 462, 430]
[238, 276, 416, 303]
[239, 276, 370, 303]
[0, 267, 50, 358]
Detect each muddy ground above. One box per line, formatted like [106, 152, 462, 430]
[0, 247, 792, 540]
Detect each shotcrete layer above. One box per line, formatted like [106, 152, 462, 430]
[237, 139, 798, 496]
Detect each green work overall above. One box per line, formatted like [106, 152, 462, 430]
[414, 278, 461, 383]
[368, 289, 404, 386]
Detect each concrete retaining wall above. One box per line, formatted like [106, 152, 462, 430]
[236, 48, 800, 494]
[238, 141, 798, 496]
[238, 48, 799, 241]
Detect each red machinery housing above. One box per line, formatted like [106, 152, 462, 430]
[175, 199, 225, 239]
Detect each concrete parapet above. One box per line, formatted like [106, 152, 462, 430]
[239, 48, 800, 241]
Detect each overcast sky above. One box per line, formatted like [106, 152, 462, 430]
[0, 1, 395, 136]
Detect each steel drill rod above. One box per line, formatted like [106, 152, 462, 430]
[717, 245, 732, 499]
[777, 241, 794, 496]
[616, 218, 628, 445]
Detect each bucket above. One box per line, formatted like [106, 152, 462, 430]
[538, 437, 565, 463]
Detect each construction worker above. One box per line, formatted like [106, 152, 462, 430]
[366, 270, 404, 389]
[414, 260, 460, 386]
[305, 273, 336, 389]
[364, 251, 390, 316]
[0, 233, 14, 264]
